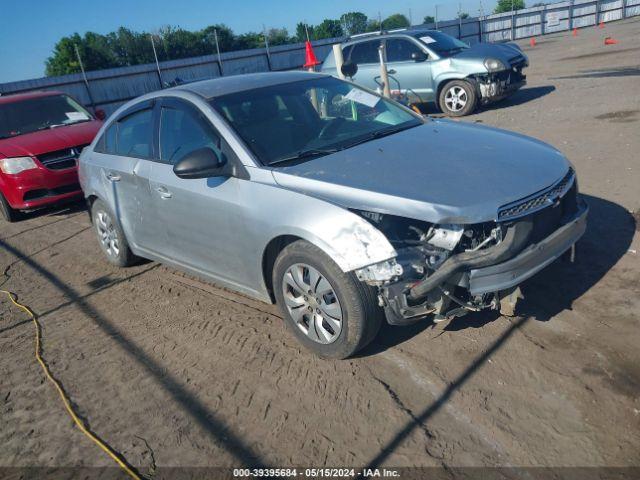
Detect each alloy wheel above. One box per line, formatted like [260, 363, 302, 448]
[282, 263, 343, 344]
[445, 86, 468, 112]
[95, 210, 120, 258]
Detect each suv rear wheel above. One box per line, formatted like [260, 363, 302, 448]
[0, 192, 21, 223]
[273, 240, 383, 359]
[439, 80, 477, 117]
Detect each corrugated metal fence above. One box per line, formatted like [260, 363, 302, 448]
[1, 0, 637, 116]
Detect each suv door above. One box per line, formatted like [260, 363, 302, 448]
[148, 97, 248, 285]
[384, 37, 434, 103]
[92, 101, 161, 251]
[347, 39, 382, 92]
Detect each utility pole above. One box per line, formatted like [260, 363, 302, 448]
[73, 44, 97, 112]
[459, 2, 463, 39]
[479, 0, 485, 42]
[511, 0, 516, 40]
[263, 24, 272, 71]
[149, 34, 163, 87]
[213, 29, 224, 76]
[435, 5, 439, 29]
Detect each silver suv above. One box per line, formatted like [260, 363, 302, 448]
[321, 29, 528, 116]
[79, 72, 586, 359]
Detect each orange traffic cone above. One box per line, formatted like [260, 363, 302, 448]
[599, 21, 605, 29]
[303, 41, 321, 70]
[530, 37, 536, 47]
[572, 28, 578, 37]
[604, 36, 618, 45]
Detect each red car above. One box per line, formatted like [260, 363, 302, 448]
[0, 91, 103, 222]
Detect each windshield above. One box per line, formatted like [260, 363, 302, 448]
[414, 31, 469, 57]
[0, 94, 93, 139]
[210, 76, 423, 166]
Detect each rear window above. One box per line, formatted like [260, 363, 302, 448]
[0, 94, 92, 140]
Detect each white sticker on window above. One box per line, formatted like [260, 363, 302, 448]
[420, 36, 437, 44]
[65, 112, 89, 121]
[344, 88, 380, 108]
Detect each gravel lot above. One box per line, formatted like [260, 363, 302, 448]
[1, 18, 639, 478]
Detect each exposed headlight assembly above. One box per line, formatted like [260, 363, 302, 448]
[484, 58, 507, 72]
[0, 156, 37, 174]
[356, 259, 403, 285]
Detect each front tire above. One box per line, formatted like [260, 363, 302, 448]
[439, 80, 477, 117]
[273, 240, 383, 359]
[91, 199, 136, 267]
[0, 192, 21, 223]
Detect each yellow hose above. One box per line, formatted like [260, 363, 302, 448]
[1, 288, 142, 480]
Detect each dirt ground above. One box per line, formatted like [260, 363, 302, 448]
[1, 17, 639, 479]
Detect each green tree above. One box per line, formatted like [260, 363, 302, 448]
[459, 12, 470, 19]
[202, 24, 235, 52]
[265, 27, 290, 46]
[233, 32, 264, 50]
[314, 19, 344, 39]
[295, 22, 314, 42]
[381, 14, 411, 30]
[45, 32, 118, 76]
[365, 19, 381, 32]
[423, 15, 435, 24]
[340, 12, 368, 36]
[494, 0, 526, 13]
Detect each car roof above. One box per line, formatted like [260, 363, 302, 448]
[175, 71, 330, 100]
[346, 28, 439, 44]
[0, 90, 65, 105]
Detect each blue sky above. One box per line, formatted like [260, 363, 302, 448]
[0, 0, 502, 83]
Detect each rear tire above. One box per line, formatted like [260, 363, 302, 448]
[273, 240, 383, 359]
[90, 199, 136, 267]
[0, 192, 21, 223]
[439, 80, 477, 117]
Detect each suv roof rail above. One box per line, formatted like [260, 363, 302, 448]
[347, 27, 409, 41]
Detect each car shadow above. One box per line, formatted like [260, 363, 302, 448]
[358, 194, 635, 357]
[480, 85, 556, 110]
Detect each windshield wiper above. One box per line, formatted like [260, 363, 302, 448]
[268, 147, 341, 166]
[340, 123, 419, 150]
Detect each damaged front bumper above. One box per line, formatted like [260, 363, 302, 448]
[378, 197, 588, 326]
[477, 70, 526, 104]
[467, 199, 588, 295]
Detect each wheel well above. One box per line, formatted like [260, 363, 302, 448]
[436, 78, 476, 105]
[262, 235, 302, 303]
[86, 195, 98, 222]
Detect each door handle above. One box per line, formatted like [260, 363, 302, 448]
[106, 171, 121, 182]
[156, 186, 172, 199]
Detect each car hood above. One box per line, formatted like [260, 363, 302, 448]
[271, 120, 570, 224]
[0, 120, 102, 158]
[449, 42, 524, 64]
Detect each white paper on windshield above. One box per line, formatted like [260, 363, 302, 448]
[344, 88, 379, 108]
[420, 35, 437, 44]
[65, 112, 89, 121]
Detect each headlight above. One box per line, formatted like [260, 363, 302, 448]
[356, 259, 403, 285]
[0, 157, 37, 174]
[484, 58, 507, 72]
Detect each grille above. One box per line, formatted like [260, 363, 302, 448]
[36, 144, 88, 170]
[23, 183, 81, 201]
[498, 169, 575, 222]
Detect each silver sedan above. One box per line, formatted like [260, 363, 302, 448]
[79, 71, 587, 359]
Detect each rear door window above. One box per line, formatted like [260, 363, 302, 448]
[116, 109, 153, 159]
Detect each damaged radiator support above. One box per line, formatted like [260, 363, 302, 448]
[408, 219, 533, 302]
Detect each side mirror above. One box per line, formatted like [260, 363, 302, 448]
[341, 61, 358, 79]
[411, 51, 428, 62]
[94, 109, 106, 121]
[173, 147, 225, 179]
